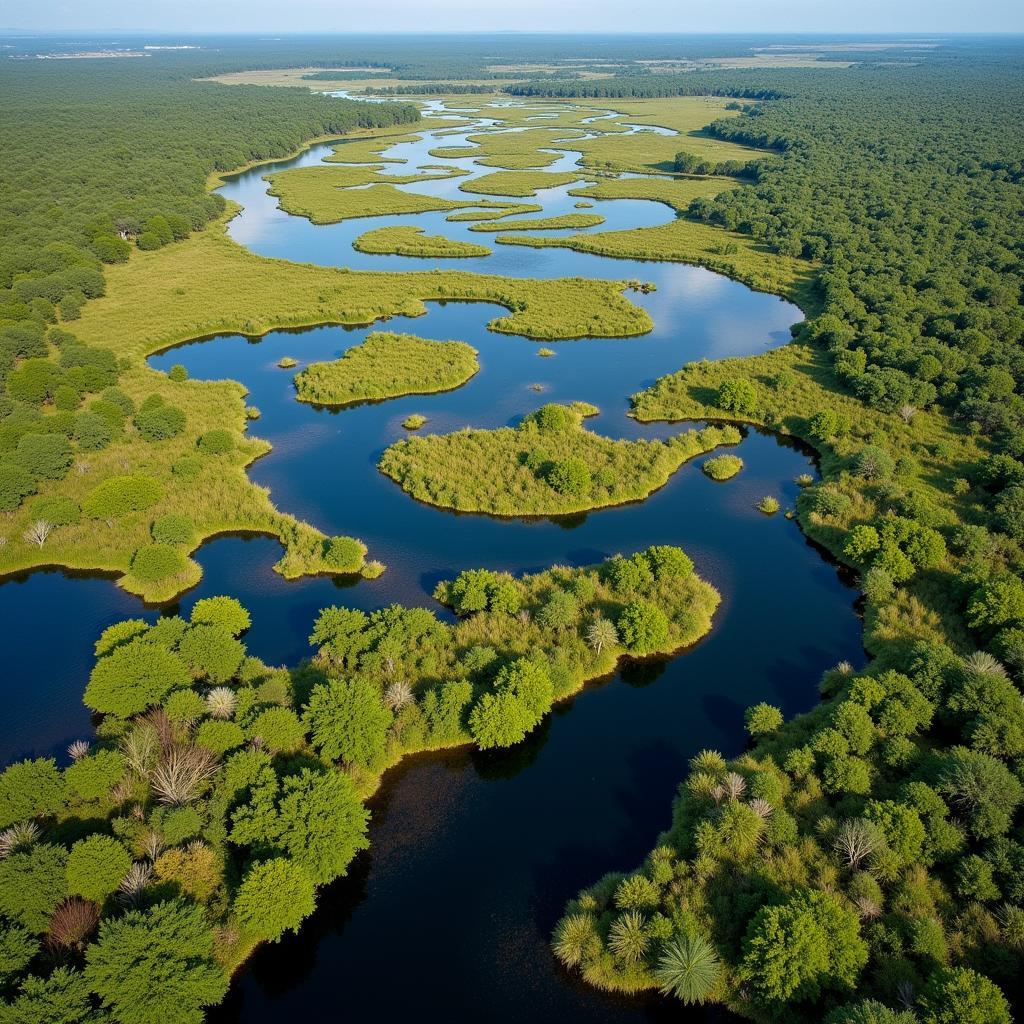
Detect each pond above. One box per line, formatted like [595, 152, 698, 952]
[0, 99, 862, 1022]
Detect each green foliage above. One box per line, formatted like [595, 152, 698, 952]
[85, 900, 227, 1024]
[82, 474, 162, 519]
[0, 844, 68, 932]
[916, 966, 1011, 1024]
[177, 625, 245, 683]
[702, 454, 743, 480]
[233, 858, 316, 942]
[135, 399, 186, 441]
[129, 543, 188, 583]
[547, 457, 592, 496]
[617, 600, 670, 654]
[0, 966, 95, 1024]
[653, 932, 722, 1005]
[84, 639, 190, 716]
[0, 758, 65, 828]
[190, 595, 251, 637]
[0, 921, 38, 989]
[741, 890, 867, 1004]
[304, 678, 392, 768]
[12, 434, 72, 481]
[0, 462, 36, 512]
[64, 749, 125, 801]
[197, 429, 233, 455]
[248, 708, 305, 754]
[745, 702, 784, 736]
[469, 658, 553, 749]
[151, 513, 194, 545]
[65, 835, 131, 902]
[717, 377, 757, 415]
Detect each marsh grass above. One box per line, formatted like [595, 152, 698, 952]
[459, 170, 584, 197]
[702, 455, 743, 481]
[470, 213, 606, 232]
[352, 226, 491, 258]
[378, 408, 741, 516]
[294, 332, 479, 406]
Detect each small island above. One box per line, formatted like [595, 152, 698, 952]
[379, 403, 741, 515]
[353, 226, 491, 258]
[294, 332, 479, 406]
[702, 454, 743, 480]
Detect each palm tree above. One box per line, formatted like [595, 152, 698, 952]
[653, 932, 722, 1005]
[552, 913, 596, 968]
[586, 617, 618, 655]
[608, 910, 649, 964]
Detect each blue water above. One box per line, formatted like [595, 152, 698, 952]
[0, 100, 860, 1022]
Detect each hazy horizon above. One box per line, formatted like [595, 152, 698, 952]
[4, 1, 1022, 36]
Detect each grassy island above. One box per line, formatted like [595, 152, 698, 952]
[0, 546, 717, 1015]
[293, 332, 479, 406]
[702, 454, 743, 480]
[459, 169, 584, 197]
[353, 226, 492, 258]
[378, 402, 741, 515]
[470, 212, 606, 232]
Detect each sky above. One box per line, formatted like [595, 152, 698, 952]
[5, 0, 1023, 35]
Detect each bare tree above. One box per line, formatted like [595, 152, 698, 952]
[117, 862, 153, 906]
[205, 686, 237, 720]
[46, 897, 100, 950]
[749, 798, 774, 819]
[23, 520, 52, 548]
[0, 821, 40, 859]
[832, 818, 882, 869]
[384, 681, 413, 711]
[586, 617, 619, 655]
[67, 739, 91, 761]
[150, 746, 218, 805]
[723, 772, 747, 801]
[899, 404, 917, 424]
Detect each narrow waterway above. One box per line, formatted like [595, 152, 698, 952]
[0, 98, 862, 1022]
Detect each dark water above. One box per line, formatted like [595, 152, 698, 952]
[0, 101, 862, 1021]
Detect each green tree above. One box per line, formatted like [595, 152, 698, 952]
[177, 625, 245, 683]
[84, 639, 190, 716]
[916, 966, 1010, 1024]
[617, 600, 670, 654]
[233, 858, 316, 942]
[85, 899, 227, 1024]
[469, 658, 554, 749]
[0, 966, 96, 1024]
[65, 835, 131, 902]
[64, 749, 125, 801]
[0, 844, 68, 932]
[741, 890, 867, 1003]
[304, 678, 392, 768]
[717, 378, 758, 414]
[547, 457, 591, 496]
[653, 931, 722, 1005]
[248, 707, 304, 754]
[190, 596, 251, 636]
[12, 434, 73, 480]
[0, 758, 64, 828]
[0, 920, 39, 988]
[746, 703, 784, 736]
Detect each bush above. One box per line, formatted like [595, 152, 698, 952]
[151, 513, 194, 545]
[746, 703, 784, 736]
[129, 544, 188, 583]
[83, 474, 162, 519]
[547, 457, 591, 496]
[73, 410, 113, 449]
[177, 625, 245, 683]
[84, 639, 190, 716]
[0, 462, 37, 511]
[702, 454, 743, 480]
[12, 434, 72, 480]
[602, 553, 654, 595]
[717, 378, 758, 414]
[304, 678, 392, 768]
[134, 400, 186, 442]
[234, 858, 316, 942]
[916, 966, 1011, 1024]
[469, 658, 553, 749]
[0, 844, 68, 932]
[0, 758, 65, 829]
[26, 494, 80, 527]
[66, 836, 131, 902]
[168, 364, 188, 382]
[190, 596, 251, 637]
[646, 545, 694, 581]
[618, 600, 670, 654]
[195, 719, 245, 755]
[197, 429, 233, 455]
[322, 535, 364, 571]
[248, 708, 304, 754]
[64, 749, 125, 801]
[526, 403, 575, 432]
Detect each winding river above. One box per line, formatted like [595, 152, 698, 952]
[0, 99, 863, 1021]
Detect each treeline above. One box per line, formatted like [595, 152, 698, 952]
[506, 74, 787, 100]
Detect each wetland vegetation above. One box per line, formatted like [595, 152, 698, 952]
[1, 31, 1023, 1024]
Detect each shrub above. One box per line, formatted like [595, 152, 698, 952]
[177, 625, 245, 683]
[536, 590, 579, 631]
[64, 749, 125, 802]
[118, 545, 182, 588]
[26, 494, 80, 527]
[12, 434, 72, 480]
[234, 858, 316, 942]
[195, 720, 245, 755]
[547, 457, 591, 496]
[916, 966, 1011, 1024]
[197, 429, 233, 455]
[526, 403, 574, 432]
[248, 708, 304, 754]
[304, 678, 392, 768]
[83, 474, 162, 519]
[746, 703, 784, 736]
[322, 535, 364, 571]
[0, 462, 37, 511]
[602, 553, 654, 595]
[717, 378, 758, 414]
[646, 545, 694, 581]
[854, 446, 896, 480]
[164, 688, 206, 724]
[151, 514, 194, 545]
[66, 836, 131, 902]
[0, 844, 68, 932]
[702, 454, 743, 480]
[135, 400, 186, 441]
[618, 600, 670, 654]
[74, 410, 113, 449]
[168, 364, 188, 382]
[0, 920, 39, 986]
[190, 596, 251, 637]
[84, 640, 190, 717]
[653, 932, 722, 1005]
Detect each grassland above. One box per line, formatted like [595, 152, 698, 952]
[564, 97, 766, 174]
[293, 332, 479, 406]
[470, 212, 605, 232]
[459, 169, 584, 197]
[353, 226, 491, 257]
[430, 127, 587, 169]
[379, 404, 741, 515]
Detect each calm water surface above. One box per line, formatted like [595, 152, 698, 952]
[0, 100, 861, 1022]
